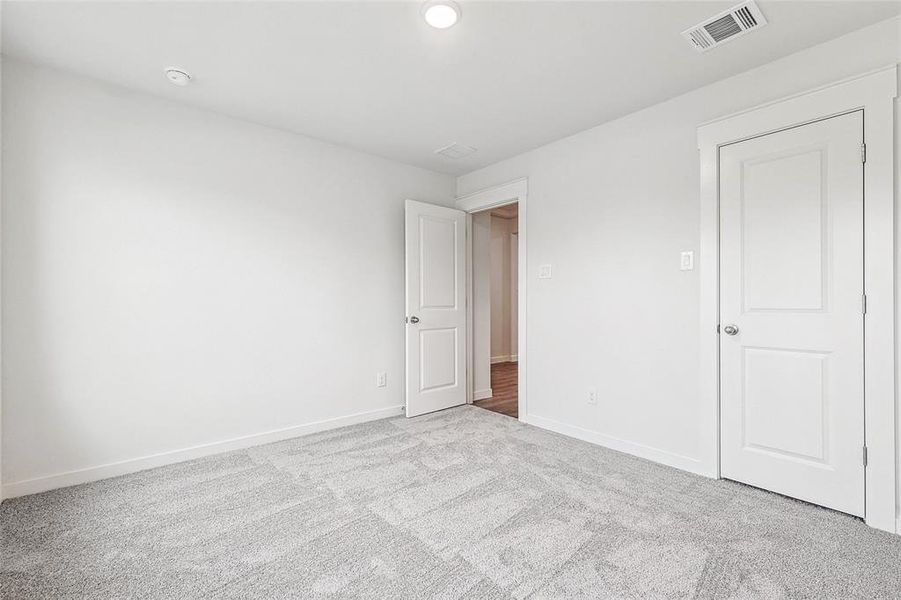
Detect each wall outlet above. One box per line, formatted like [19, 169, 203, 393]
[588, 388, 597, 405]
[680, 251, 694, 271]
[376, 372, 387, 388]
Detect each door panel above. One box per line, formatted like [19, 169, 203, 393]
[719, 111, 864, 516]
[420, 216, 458, 308]
[742, 348, 827, 462]
[420, 328, 458, 391]
[742, 148, 826, 311]
[405, 200, 466, 417]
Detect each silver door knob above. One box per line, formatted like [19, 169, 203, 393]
[722, 324, 739, 336]
[409, 316, 420, 324]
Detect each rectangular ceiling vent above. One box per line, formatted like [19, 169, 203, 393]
[682, 1, 767, 53]
[435, 142, 477, 159]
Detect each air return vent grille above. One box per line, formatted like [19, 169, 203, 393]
[435, 142, 477, 159]
[682, 1, 767, 53]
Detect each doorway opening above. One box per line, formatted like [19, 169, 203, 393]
[470, 203, 518, 418]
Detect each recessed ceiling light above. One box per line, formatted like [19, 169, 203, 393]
[164, 67, 192, 87]
[422, 1, 460, 29]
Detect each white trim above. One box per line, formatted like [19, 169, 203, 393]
[465, 211, 474, 404]
[490, 355, 514, 364]
[522, 413, 707, 476]
[457, 178, 528, 421]
[510, 354, 518, 362]
[457, 178, 528, 212]
[473, 388, 493, 401]
[698, 66, 897, 534]
[510, 231, 519, 360]
[697, 65, 896, 130]
[2, 404, 404, 499]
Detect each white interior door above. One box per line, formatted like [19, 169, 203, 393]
[405, 199, 466, 417]
[719, 111, 865, 516]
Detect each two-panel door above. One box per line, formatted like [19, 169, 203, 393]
[404, 200, 467, 417]
[719, 111, 865, 516]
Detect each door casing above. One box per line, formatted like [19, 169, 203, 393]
[698, 66, 897, 533]
[456, 178, 528, 420]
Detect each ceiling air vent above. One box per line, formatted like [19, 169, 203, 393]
[435, 142, 477, 159]
[682, 1, 767, 53]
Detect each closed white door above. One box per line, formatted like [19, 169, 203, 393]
[719, 111, 865, 516]
[405, 199, 467, 417]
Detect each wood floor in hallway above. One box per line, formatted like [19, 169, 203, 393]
[474, 361, 518, 418]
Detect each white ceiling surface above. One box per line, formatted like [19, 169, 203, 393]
[3, 2, 899, 175]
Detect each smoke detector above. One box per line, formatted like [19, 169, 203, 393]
[682, 1, 767, 53]
[164, 67, 192, 86]
[434, 142, 477, 159]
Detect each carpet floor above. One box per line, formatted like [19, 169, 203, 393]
[2, 405, 900, 599]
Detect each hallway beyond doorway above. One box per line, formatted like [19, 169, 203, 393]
[474, 362, 517, 418]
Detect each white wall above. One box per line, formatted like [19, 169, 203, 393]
[457, 17, 901, 523]
[473, 210, 519, 397]
[471, 212, 491, 397]
[1, 58, 455, 495]
[489, 215, 513, 361]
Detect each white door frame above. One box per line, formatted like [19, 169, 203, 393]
[697, 66, 897, 533]
[510, 231, 518, 361]
[457, 178, 528, 420]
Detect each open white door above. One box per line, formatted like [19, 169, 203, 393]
[405, 199, 467, 417]
[719, 111, 865, 516]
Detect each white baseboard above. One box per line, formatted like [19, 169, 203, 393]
[490, 355, 514, 364]
[473, 388, 493, 401]
[520, 412, 708, 477]
[510, 355, 518, 362]
[896, 517, 901, 536]
[1, 404, 404, 500]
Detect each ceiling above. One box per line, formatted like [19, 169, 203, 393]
[3, 1, 898, 175]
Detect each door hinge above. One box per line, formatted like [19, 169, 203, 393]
[862, 445, 868, 467]
[862, 293, 867, 315]
[861, 143, 866, 164]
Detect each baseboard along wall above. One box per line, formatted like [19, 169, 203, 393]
[520, 411, 708, 477]
[1, 404, 404, 500]
[473, 388, 493, 400]
[490, 355, 518, 364]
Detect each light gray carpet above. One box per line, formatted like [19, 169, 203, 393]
[2, 405, 900, 599]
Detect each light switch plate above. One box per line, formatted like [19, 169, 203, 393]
[538, 264, 553, 279]
[680, 251, 694, 271]
[376, 372, 387, 387]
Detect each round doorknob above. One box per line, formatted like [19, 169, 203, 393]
[409, 316, 420, 324]
[723, 324, 739, 336]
